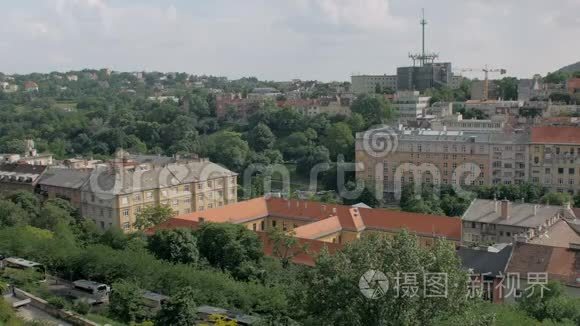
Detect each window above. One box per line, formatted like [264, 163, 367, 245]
[569, 168, 575, 175]
[252, 223, 257, 231]
[122, 222, 130, 230]
[197, 183, 202, 190]
[272, 220, 277, 228]
[558, 168, 564, 174]
[506, 232, 511, 237]
[162, 190, 167, 197]
[122, 208, 129, 217]
[534, 157, 539, 164]
[207, 181, 213, 188]
[146, 192, 153, 200]
[260, 221, 265, 230]
[184, 185, 190, 192]
[133, 193, 141, 201]
[172, 199, 179, 206]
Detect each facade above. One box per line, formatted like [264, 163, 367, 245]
[280, 96, 352, 117]
[161, 197, 462, 247]
[246, 87, 281, 100]
[0, 164, 47, 196]
[38, 168, 91, 209]
[350, 75, 397, 94]
[392, 91, 430, 122]
[215, 94, 262, 119]
[461, 199, 572, 244]
[464, 100, 522, 118]
[431, 115, 506, 133]
[470, 80, 500, 101]
[529, 126, 580, 195]
[80, 158, 237, 232]
[489, 133, 529, 185]
[449, 75, 464, 90]
[397, 62, 452, 92]
[356, 128, 491, 200]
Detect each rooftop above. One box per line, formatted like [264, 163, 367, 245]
[176, 197, 462, 241]
[462, 199, 565, 228]
[507, 242, 579, 287]
[457, 244, 513, 277]
[38, 168, 91, 189]
[529, 219, 580, 248]
[531, 126, 580, 145]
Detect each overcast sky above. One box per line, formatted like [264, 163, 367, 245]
[1, 0, 579, 81]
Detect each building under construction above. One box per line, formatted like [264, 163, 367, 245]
[396, 11, 452, 92]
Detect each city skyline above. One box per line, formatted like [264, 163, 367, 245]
[1, 0, 579, 81]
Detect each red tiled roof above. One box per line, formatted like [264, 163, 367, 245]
[172, 197, 461, 241]
[507, 242, 580, 287]
[176, 197, 269, 223]
[531, 126, 580, 144]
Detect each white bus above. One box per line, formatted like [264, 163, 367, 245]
[2, 257, 46, 281]
[73, 280, 110, 302]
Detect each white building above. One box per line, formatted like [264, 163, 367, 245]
[393, 91, 430, 123]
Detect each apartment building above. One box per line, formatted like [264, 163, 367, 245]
[392, 91, 430, 123]
[461, 199, 572, 244]
[281, 96, 352, 117]
[0, 164, 47, 196]
[529, 126, 580, 195]
[80, 159, 237, 231]
[489, 133, 529, 185]
[356, 128, 491, 200]
[351, 74, 397, 94]
[464, 100, 522, 118]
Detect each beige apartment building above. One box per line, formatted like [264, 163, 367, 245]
[34, 152, 238, 232]
[529, 126, 580, 195]
[81, 159, 237, 231]
[356, 126, 580, 199]
[356, 128, 491, 200]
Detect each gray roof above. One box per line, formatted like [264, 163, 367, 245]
[462, 199, 564, 228]
[127, 154, 176, 166]
[457, 244, 513, 277]
[38, 168, 91, 189]
[82, 162, 235, 195]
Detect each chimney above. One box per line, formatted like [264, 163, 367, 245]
[533, 205, 538, 216]
[332, 207, 337, 214]
[494, 198, 499, 213]
[500, 199, 510, 219]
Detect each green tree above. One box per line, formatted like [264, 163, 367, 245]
[518, 281, 580, 323]
[109, 280, 147, 324]
[497, 77, 518, 100]
[541, 192, 573, 206]
[134, 205, 176, 230]
[147, 229, 199, 265]
[156, 287, 199, 326]
[6, 191, 41, 218]
[322, 122, 354, 160]
[205, 131, 250, 172]
[350, 94, 393, 127]
[0, 200, 30, 227]
[34, 201, 73, 231]
[197, 223, 263, 279]
[248, 122, 276, 152]
[295, 231, 471, 325]
[267, 228, 308, 268]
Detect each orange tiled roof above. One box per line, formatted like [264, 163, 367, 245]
[531, 126, 580, 144]
[176, 197, 269, 223]
[174, 197, 461, 241]
[293, 216, 343, 239]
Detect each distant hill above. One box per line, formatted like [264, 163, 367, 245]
[557, 61, 580, 74]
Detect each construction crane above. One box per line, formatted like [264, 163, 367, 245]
[456, 65, 507, 100]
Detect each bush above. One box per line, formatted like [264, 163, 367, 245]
[72, 301, 90, 315]
[47, 296, 67, 309]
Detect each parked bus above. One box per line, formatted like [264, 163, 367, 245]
[1, 257, 46, 282]
[72, 280, 110, 303]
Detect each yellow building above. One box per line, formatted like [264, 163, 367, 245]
[81, 158, 237, 232]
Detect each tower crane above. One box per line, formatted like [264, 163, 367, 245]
[456, 65, 507, 100]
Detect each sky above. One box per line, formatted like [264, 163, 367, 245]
[1, 0, 579, 81]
